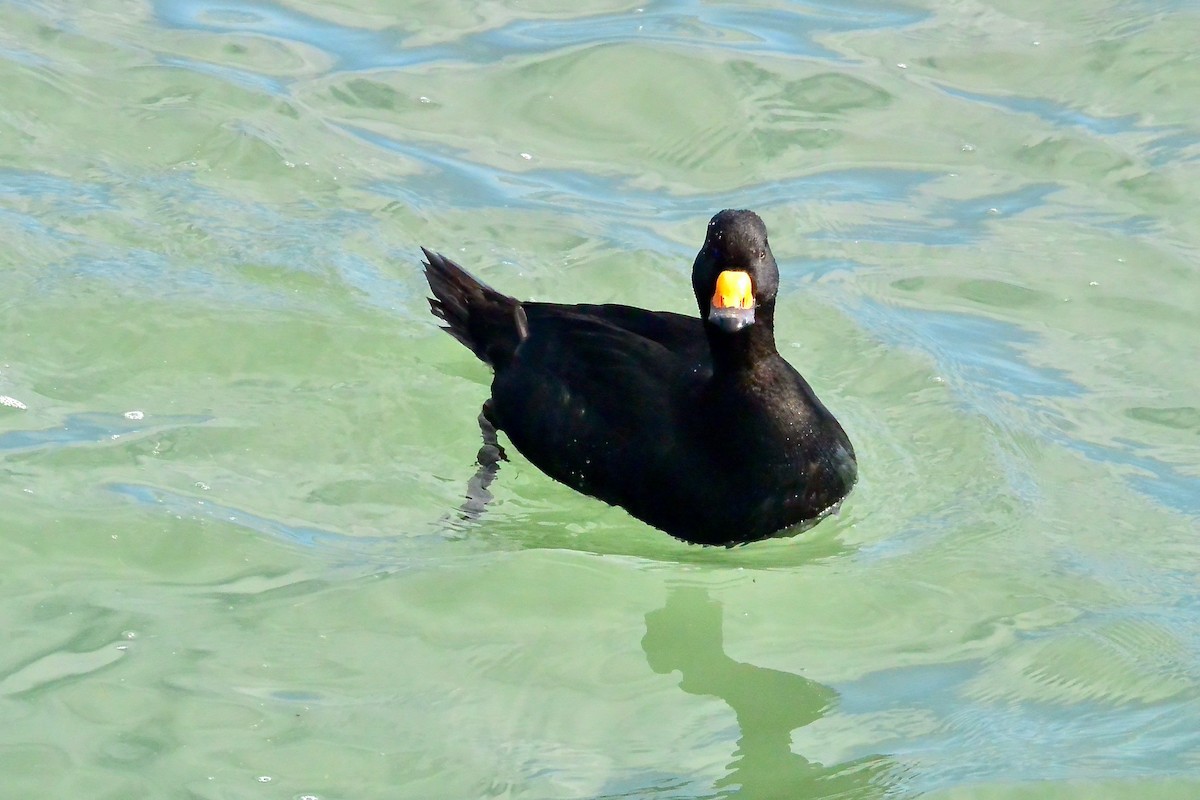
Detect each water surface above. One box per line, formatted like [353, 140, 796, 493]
[2, 0, 1199, 797]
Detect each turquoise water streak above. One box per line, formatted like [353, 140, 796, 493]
[1, 1, 1198, 797]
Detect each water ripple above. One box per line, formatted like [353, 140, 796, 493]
[153, 0, 929, 74]
[0, 412, 213, 455]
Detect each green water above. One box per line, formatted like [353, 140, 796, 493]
[2, 1, 1198, 798]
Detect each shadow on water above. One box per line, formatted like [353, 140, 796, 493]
[641, 587, 897, 799]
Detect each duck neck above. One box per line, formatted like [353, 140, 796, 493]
[707, 302, 778, 375]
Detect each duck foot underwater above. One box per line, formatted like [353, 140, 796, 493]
[458, 400, 506, 521]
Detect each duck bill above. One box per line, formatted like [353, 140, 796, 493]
[708, 270, 756, 332]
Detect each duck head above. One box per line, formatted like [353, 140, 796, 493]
[691, 209, 779, 334]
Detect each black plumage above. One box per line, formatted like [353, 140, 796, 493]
[422, 209, 856, 545]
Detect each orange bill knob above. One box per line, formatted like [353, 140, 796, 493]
[708, 270, 756, 332]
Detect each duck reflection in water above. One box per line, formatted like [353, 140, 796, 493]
[642, 587, 893, 799]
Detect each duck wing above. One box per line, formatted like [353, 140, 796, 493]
[490, 305, 709, 522]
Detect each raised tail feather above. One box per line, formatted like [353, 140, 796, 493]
[421, 247, 528, 368]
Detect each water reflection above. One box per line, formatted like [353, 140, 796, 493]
[642, 587, 893, 799]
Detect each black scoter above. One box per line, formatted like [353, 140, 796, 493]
[422, 209, 856, 546]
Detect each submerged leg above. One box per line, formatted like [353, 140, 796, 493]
[460, 400, 507, 519]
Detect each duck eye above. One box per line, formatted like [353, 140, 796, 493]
[757, 249, 766, 259]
